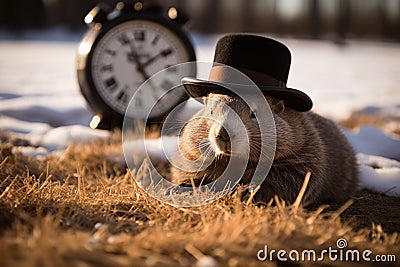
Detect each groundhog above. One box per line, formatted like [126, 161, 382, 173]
[170, 93, 358, 206]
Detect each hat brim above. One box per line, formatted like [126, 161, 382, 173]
[182, 77, 313, 112]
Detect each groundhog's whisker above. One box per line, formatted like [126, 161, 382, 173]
[196, 142, 211, 150]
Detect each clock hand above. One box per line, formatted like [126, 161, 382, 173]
[127, 42, 151, 81]
[142, 48, 172, 68]
[137, 63, 150, 80]
[127, 43, 161, 101]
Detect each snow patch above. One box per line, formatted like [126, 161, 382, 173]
[39, 125, 109, 151]
[357, 153, 400, 196]
[344, 126, 400, 161]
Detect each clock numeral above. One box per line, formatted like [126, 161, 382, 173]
[151, 35, 160, 45]
[118, 33, 130, 45]
[101, 64, 113, 72]
[165, 65, 177, 73]
[161, 79, 174, 90]
[104, 77, 118, 91]
[105, 49, 117, 56]
[117, 90, 128, 104]
[134, 31, 145, 41]
[161, 48, 173, 57]
[115, 85, 129, 104]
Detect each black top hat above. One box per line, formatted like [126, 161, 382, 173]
[182, 34, 313, 111]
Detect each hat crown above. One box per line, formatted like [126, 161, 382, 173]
[213, 34, 291, 84]
[181, 34, 313, 112]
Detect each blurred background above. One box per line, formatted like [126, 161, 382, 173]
[1, 0, 399, 42]
[0, 0, 400, 156]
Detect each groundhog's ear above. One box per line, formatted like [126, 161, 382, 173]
[272, 100, 285, 114]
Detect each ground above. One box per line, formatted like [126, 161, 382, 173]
[0, 131, 399, 267]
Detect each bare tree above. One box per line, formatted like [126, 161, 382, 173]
[309, 0, 321, 39]
[198, 0, 220, 32]
[337, 0, 350, 43]
[242, 0, 256, 32]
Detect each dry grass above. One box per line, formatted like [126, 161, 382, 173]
[340, 110, 400, 136]
[0, 132, 399, 266]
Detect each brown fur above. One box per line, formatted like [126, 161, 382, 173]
[170, 93, 358, 206]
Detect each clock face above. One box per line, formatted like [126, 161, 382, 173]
[90, 19, 194, 117]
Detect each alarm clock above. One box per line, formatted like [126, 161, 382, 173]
[77, 1, 196, 130]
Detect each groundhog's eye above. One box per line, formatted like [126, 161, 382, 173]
[251, 110, 257, 119]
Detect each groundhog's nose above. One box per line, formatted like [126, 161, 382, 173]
[214, 127, 231, 154]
